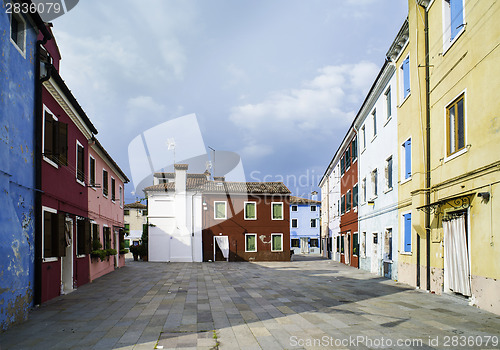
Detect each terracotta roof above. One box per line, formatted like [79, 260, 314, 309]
[124, 201, 147, 209]
[203, 182, 291, 194]
[153, 172, 207, 179]
[144, 177, 207, 192]
[174, 164, 189, 170]
[289, 196, 321, 205]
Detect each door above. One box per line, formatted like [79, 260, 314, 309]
[114, 229, 119, 268]
[214, 236, 229, 261]
[371, 233, 378, 274]
[300, 237, 309, 254]
[61, 218, 74, 294]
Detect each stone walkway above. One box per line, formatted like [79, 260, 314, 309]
[1, 256, 499, 349]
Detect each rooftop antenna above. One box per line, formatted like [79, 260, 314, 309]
[208, 146, 215, 180]
[167, 138, 176, 166]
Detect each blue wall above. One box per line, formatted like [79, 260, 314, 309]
[0, 8, 38, 331]
[290, 203, 320, 251]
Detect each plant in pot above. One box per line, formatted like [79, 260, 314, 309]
[119, 241, 128, 255]
[129, 244, 139, 261]
[90, 240, 107, 262]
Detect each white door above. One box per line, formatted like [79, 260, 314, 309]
[371, 233, 378, 274]
[61, 218, 74, 294]
[443, 214, 471, 296]
[214, 236, 229, 261]
[114, 229, 119, 268]
[300, 237, 309, 254]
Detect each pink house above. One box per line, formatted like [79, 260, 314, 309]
[88, 138, 129, 280]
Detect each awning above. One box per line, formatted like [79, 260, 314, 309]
[417, 194, 473, 215]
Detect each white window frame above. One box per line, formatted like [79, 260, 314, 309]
[119, 185, 123, 208]
[42, 105, 59, 169]
[371, 108, 377, 140]
[271, 233, 283, 252]
[214, 201, 227, 220]
[401, 137, 412, 184]
[346, 189, 351, 213]
[244, 201, 257, 220]
[89, 155, 96, 191]
[245, 233, 257, 252]
[361, 125, 366, 152]
[371, 169, 378, 198]
[291, 218, 298, 228]
[361, 177, 367, 204]
[444, 90, 468, 163]
[399, 54, 411, 105]
[442, 0, 466, 54]
[310, 205, 317, 212]
[385, 87, 392, 122]
[76, 217, 86, 258]
[385, 155, 394, 192]
[102, 168, 109, 198]
[42, 206, 58, 262]
[76, 140, 85, 187]
[310, 219, 317, 228]
[110, 176, 116, 203]
[9, 10, 26, 57]
[271, 202, 284, 220]
[291, 205, 298, 212]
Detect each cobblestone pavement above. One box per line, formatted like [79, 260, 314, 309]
[1, 256, 499, 350]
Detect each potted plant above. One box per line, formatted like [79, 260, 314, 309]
[129, 244, 139, 261]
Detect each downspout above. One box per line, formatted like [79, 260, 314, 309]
[353, 124, 360, 269]
[34, 29, 52, 306]
[424, 5, 431, 291]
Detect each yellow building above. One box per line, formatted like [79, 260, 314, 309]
[396, 0, 500, 314]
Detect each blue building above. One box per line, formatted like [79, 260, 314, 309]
[0, 4, 49, 330]
[289, 196, 321, 255]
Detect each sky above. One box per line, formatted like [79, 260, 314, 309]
[50, 0, 409, 203]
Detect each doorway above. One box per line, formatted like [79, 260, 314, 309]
[213, 236, 229, 261]
[61, 218, 74, 295]
[300, 237, 309, 254]
[371, 232, 378, 274]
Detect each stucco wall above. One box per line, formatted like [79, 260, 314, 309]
[0, 8, 38, 330]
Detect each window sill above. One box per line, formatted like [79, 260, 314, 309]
[400, 251, 412, 256]
[43, 156, 59, 169]
[43, 257, 58, 263]
[214, 217, 227, 220]
[383, 187, 393, 194]
[442, 27, 465, 56]
[77, 254, 86, 259]
[76, 179, 85, 187]
[244, 218, 257, 221]
[371, 134, 377, 143]
[444, 147, 467, 163]
[361, 148, 366, 155]
[271, 218, 284, 221]
[399, 93, 411, 107]
[400, 177, 412, 185]
[384, 116, 392, 127]
[10, 38, 26, 58]
[271, 250, 283, 253]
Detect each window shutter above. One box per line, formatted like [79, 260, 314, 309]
[44, 212, 54, 257]
[58, 122, 68, 166]
[404, 213, 412, 252]
[44, 115, 54, 157]
[84, 219, 91, 254]
[55, 213, 66, 257]
[405, 140, 412, 179]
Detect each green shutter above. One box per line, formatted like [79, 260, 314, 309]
[215, 202, 225, 218]
[246, 235, 256, 251]
[246, 203, 255, 219]
[55, 213, 66, 257]
[272, 235, 282, 251]
[273, 204, 282, 219]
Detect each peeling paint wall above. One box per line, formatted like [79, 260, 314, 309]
[0, 6, 38, 331]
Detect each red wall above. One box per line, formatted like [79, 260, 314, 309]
[202, 194, 290, 262]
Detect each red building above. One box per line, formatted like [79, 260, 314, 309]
[339, 129, 359, 268]
[202, 179, 291, 262]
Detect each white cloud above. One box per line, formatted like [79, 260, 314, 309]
[229, 61, 379, 157]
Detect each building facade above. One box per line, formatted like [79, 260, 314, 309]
[124, 201, 148, 247]
[0, 4, 49, 330]
[355, 60, 399, 280]
[289, 196, 321, 255]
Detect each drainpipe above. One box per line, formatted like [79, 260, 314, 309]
[423, 5, 431, 291]
[34, 29, 52, 306]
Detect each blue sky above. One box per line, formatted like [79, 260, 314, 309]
[51, 0, 408, 202]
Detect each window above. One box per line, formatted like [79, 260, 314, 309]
[119, 186, 123, 207]
[403, 213, 412, 253]
[384, 228, 393, 261]
[43, 209, 65, 259]
[124, 223, 130, 233]
[361, 232, 367, 258]
[124, 209, 130, 216]
[346, 190, 351, 212]
[111, 177, 116, 201]
[102, 169, 109, 197]
[362, 178, 366, 203]
[361, 125, 366, 150]
[76, 142, 85, 184]
[291, 238, 300, 248]
[385, 87, 392, 120]
[245, 234, 257, 252]
[336, 236, 340, 252]
[142, 209, 148, 216]
[310, 205, 316, 212]
[341, 195, 345, 215]
[444, 0, 465, 44]
[103, 226, 111, 250]
[353, 233, 358, 256]
[43, 108, 68, 167]
[310, 238, 319, 248]
[337, 200, 340, 216]
[91, 222, 100, 247]
[400, 56, 410, 100]
[291, 205, 297, 212]
[10, 12, 25, 54]
[446, 94, 465, 157]
[76, 218, 90, 256]
[272, 202, 283, 220]
[244, 202, 257, 220]
[291, 219, 298, 228]
[352, 138, 357, 162]
[340, 235, 344, 253]
[372, 109, 377, 137]
[353, 184, 358, 208]
[89, 156, 96, 187]
[271, 234, 283, 252]
[340, 155, 345, 176]
[345, 147, 351, 170]
[310, 219, 317, 228]
[386, 156, 393, 190]
[214, 201, 227, 219]
[371, 169, 378, 197]
[402, 139, 412, 180]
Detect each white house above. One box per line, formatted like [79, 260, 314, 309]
[144, 164, 207, 262]
[354, 60, 399, 280]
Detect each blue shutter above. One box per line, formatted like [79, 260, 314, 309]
[404, 213, 412, 252]
[450, 0, 464, 40]
[403, 58, 410, 98]
[405, 140, 412, 179]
